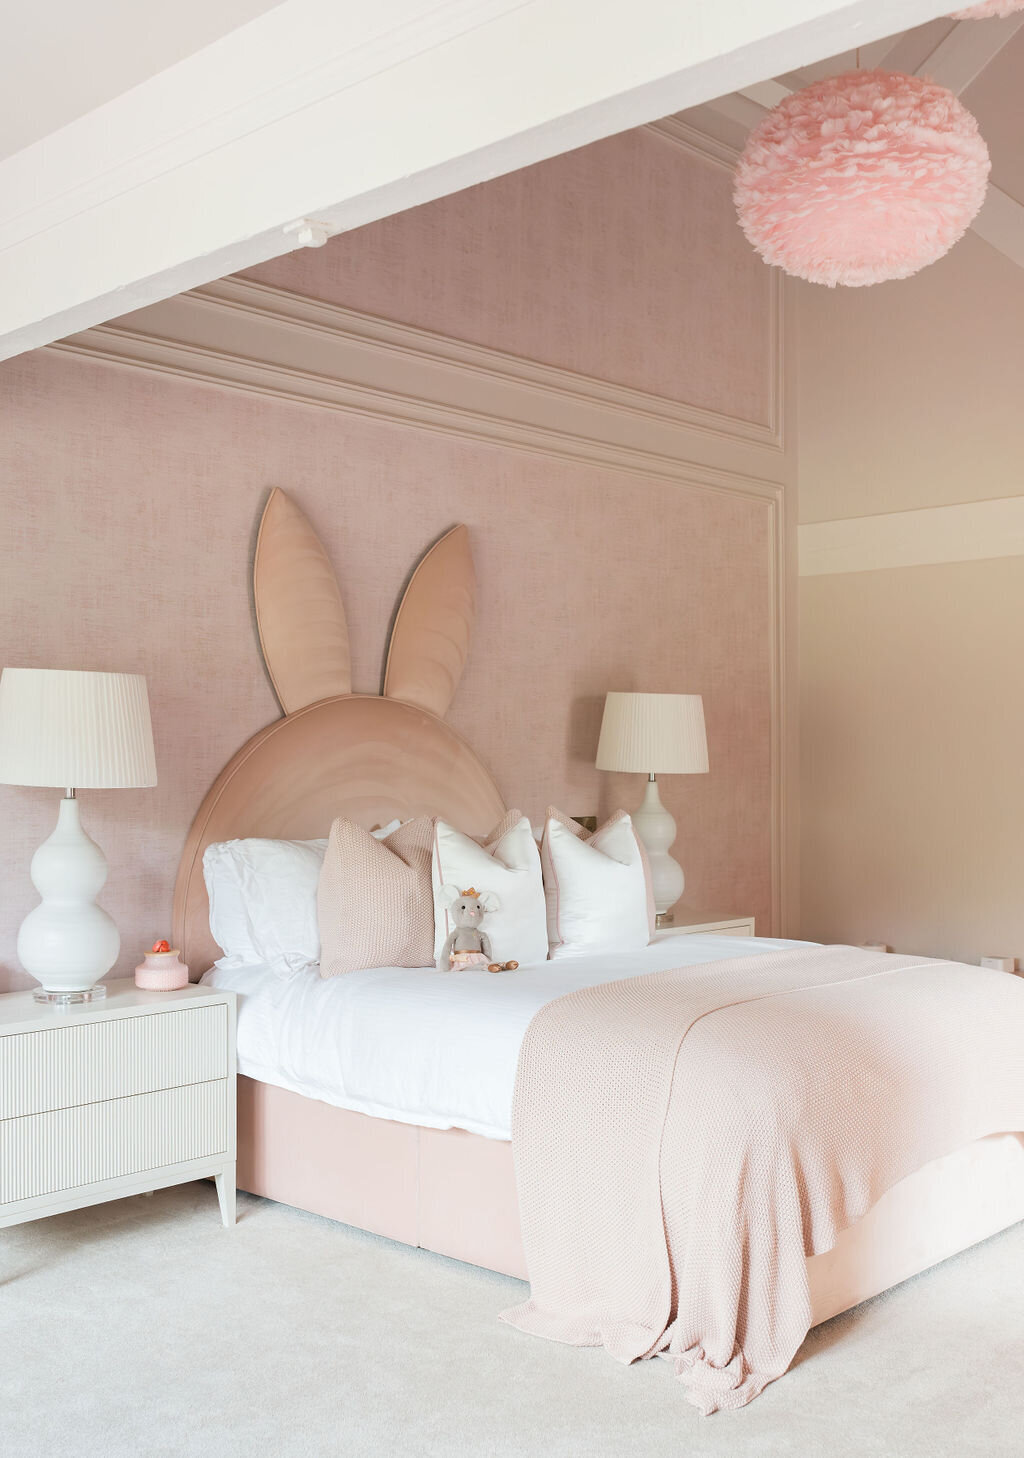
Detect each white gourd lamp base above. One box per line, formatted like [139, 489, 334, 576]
[595, 693, 708, 928]
[0, 669, 158, 1007]
[18, 792, 117, 1005]
[631, 774, 685, 926]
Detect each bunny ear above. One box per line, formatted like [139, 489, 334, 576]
[254, 489, 352, 714]
[383, 525, 475, 719]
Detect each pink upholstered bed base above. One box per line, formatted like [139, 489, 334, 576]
[237, 1076, 1024, 1325]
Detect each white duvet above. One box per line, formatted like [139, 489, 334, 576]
[203, 934, 808, 1141]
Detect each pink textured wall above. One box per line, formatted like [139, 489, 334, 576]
[0, 122, 781, 991]
[0, 346, 772, 991]
[244, 128, 773, 428]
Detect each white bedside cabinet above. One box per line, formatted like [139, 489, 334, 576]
[653, 910, 755, 939]
[0, 979, 236, 1231]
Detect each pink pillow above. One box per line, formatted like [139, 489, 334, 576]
[318, 816, 435, 977]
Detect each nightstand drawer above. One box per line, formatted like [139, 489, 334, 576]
[0, 1080, 228, 1205]
[0, 1005, 228, 1119]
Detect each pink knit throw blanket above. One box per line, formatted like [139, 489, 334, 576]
[501, 945, 1024, 1413]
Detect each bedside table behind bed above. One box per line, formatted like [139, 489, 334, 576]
[653, 910, 755, 939]
[0, 979, 236, 1231]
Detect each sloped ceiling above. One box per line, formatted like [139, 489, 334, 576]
[964, 27, 1024, 207]
[0, 0, 283, 160]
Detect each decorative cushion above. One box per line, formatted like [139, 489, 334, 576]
[540, 807, 654, 959]
[203, 820, 404, 978]
[318, 816, 436, 977]
[431, 810, 548, 967]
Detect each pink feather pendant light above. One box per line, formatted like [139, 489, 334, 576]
[734, 69, 991, 287]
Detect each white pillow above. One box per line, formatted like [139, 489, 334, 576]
[540, 807, 653, 959]
[204, 821, 403, 978]
[431, 810, 548, 967]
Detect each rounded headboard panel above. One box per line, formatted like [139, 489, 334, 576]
[172, 694, 505, 977]
[174, 491, 504, 977]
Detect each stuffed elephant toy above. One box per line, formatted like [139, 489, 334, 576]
[437, 886, 519, 973]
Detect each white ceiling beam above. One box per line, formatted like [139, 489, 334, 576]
[0, 0, 962, 361]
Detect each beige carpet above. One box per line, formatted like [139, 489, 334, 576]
[2, 1184, 1022, 1458]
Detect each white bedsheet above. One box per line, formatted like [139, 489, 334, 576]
[203, 934, 809, 1140]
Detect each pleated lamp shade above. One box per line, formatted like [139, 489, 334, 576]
[595, 692, 708, 775]
[0, 668, 157, 788]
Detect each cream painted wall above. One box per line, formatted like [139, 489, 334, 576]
[799, 232, 1024, 964]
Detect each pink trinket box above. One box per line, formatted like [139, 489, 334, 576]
[135, 948, 190, 990]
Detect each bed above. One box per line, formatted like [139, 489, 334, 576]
[173, 490, 1024, 1400]
[200, 948, 1024, 1329]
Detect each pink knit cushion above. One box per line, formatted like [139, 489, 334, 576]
[318, 816, 436, 977]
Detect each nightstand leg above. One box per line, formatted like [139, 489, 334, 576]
[215, 1165, 236, 1227]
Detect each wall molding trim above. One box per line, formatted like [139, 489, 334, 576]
[768, 488, 787, 938]
[800, 496, 1024, 577]
[645, 114, 740, 172]
[51, 271, 784, 462]
[642, 112, 783, 455]
[46, 271, 788, 935]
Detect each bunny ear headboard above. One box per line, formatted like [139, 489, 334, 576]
[172, 491, 505, 976]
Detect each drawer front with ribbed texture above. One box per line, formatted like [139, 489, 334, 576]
[0, 1005, 227, 1119]
[0, 1080, 228, 1205]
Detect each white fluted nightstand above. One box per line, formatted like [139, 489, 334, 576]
[0, 978, 236, 1231]
[653, 911, 755, 939]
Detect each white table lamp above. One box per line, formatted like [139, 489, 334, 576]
[0, 668, 157, 1004]
[596, 691, 708, 925]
